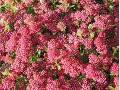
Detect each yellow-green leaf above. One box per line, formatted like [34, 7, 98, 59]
[108, 86, 115, 90]
[77, 29, 82, 38]
[2, 69, 10, 76]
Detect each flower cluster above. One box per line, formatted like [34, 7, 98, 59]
[0, 0, 119, 90]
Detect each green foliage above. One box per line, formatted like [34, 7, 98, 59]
[55, 62, 61, 70]
[92, 87, 98, 90]
[77, 29, 82, 38]
[50, 0, 59, 9]
[79, 44, 85, 56]
[52, 74, 59, 80]
[14, 73, 28, 90]
[79, 45, 92, 63]
[26, 5, 35, 14]
[59, 12, 67, 18]
[77, 73, 85, 80]
[68, 2, 80, 11]
[0, 5, 6, 12]
[0, 61, 4, 67]
[98, 65, 104, 71]
[73, 20, 79, 27]
[29, 49, 45, 63]
[64, 74, 70, 81]
[9, 22, 15, 30]
[0, 3, 17, 13]
[108, 86, 115, 90]
[10, 50, 16, 58]
[107, 0, 114, 6]
[41, 24, 52, 34]
[17, 0, 21, 3]
[96, 0, 104, 4]
[89, 32, 95, 38]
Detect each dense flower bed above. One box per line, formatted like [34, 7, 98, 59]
[0, 0, 119, 90]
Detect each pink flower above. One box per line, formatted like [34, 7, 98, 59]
[1, 76, 15, 90]
[84, 38, 93, 49]
[81, 78, 92, 90]
[114, 76, 119, 89]
[5, 32, 19, 52]
[11, 58, 27, 73]
[110, 62, 119, 76]
[46, 78, 60, 90]
[85, 64, 107, 86]
[61, 57, 84, 77]
[47, 39, 60, 63]
[89, 53, 100, 64]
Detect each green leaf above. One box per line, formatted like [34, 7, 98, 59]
[0, 61, 4, 67]
[17, 0, 21, 3]
[89, 32, 95, 38]
[59, 12, 67, 18]
[50, 0, 59, 9]
[52, 74, 59, 80]
[107, 0, 114, 6]
[64, 26, 70, 34]
[92, 86, 98, 90]
[68, 2, 80, 11]
[77, 29, 82, 38]
[26, 5, 35, 14]
[89, 78, 95, 85]
[108, 86, 115, 90]
[29, 54, 38, 63]
[0, 5, 6, 12]
[55, 62, 61, 70]
[73, 20, 79, 27]
[9, 22, 15, 30]
[14, 73, 28, 90]
[64, 74, 70, 81]
[98, 65, 104, 71]
[79, 44, 85, 55]
[110, 73, 115, 77]
[41, 24, 52, 34]
[11, 6, 18, 13]
[29, 49, 45, 63]
[10, 50, 16, 58]
[77, 73, 85, 80]
[2, 69, 10, 76]
[96, 0, 104, 4]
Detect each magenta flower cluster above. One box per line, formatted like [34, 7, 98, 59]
[0, 0, 119, 90]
